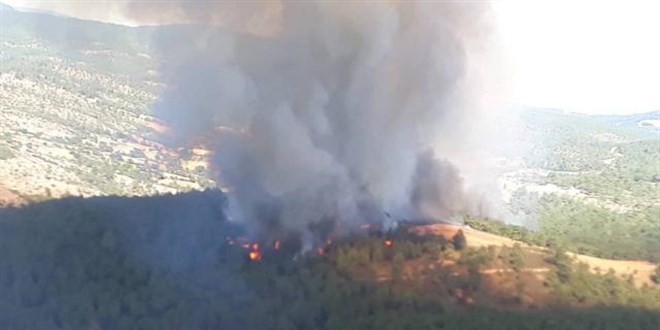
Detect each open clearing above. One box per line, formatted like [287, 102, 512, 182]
[414, 223, 658, 287]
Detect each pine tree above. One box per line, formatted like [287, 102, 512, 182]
[452, 229, 467, 251]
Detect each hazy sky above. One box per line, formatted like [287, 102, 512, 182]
[4, 0, 660, 115]
[493, 0, 660, 115]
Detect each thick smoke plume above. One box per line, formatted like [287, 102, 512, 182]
[145, 1, 500, 238]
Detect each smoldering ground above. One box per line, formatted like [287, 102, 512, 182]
[142, 1, 503, 240]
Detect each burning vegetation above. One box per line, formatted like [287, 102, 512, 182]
[248, 243, 262, 261]
[227, 220, 403, 261]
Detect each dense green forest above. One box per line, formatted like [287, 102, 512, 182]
[467, 198, 660, 263]
[505, 109, 660, 262]
[1, 191, 658, 329]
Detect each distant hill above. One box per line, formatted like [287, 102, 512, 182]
[0, 2, 13, 11]
[0, 7, 216, 200]
[519, 107, 660, 137]
[1, 4, 150, 57]
[593, 110, 660, 130]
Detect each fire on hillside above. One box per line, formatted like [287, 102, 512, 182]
[227, 221, 407, 262]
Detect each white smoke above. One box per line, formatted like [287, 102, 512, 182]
[145, 1, 503, 238]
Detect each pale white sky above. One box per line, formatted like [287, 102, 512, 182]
[4, 0, 660, 115]
[493, 0, 660, 115]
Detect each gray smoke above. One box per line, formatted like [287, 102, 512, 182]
[146, 1, 500, 237]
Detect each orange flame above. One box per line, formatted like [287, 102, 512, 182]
[248, 250, 262, 261]
[384, 239, 393, 247]
[248, 243, 262, 261]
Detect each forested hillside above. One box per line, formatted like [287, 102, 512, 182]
[1, 191, 658, 329]
[500, 109, 660, 261]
